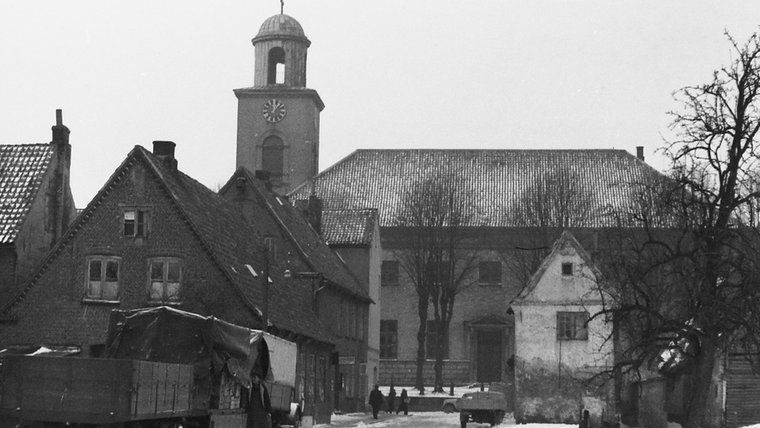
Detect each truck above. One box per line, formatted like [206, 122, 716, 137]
[0, 306, 299, 428]
[457, 391, 509, 428]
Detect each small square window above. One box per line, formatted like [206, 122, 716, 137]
[124, 209, 148, 237]
[561, 262, 573, 276]
[381, 261, 399, 286]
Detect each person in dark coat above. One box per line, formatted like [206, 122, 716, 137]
[398, 389, 409, 415]
[248, 374, 272, 428]
[387, 386, 396, 414]
[368, 384, 384, 419]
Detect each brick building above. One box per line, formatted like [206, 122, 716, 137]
[0, 110, 76, 304]
[0, 142, 370, 425]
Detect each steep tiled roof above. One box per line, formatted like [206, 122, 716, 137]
[322, 209, 378, 247]
[229, 170, 370, 301]
[2, 147, 338, 345]
[0, 144, 53, 244]
[290, 149, 666, 228]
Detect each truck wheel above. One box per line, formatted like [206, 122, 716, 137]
[442, 403, 457, 413]
[460, 412, 468, 428]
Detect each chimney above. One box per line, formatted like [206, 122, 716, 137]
[255, 170, 273, 191]
[636, 146, 645, 162]
[308, 194, 323, 235]
[51, 109, 70, 146]
[152, 140, 177, 171]
[49, 109, 74, 246]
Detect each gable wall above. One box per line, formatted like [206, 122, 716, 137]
[0, 160, 253, 353]
[512, 241, 614, 424]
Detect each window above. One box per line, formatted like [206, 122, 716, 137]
[425, 320, 449, 359]
[262, 136, 284, 179]
[86, 256, 120, 301]
[561, 262, 574, 276]
[148, 258, 182, 303]
[267, 47, 286, 85]
[123, 209, 148, 237]
[380, 320, 398, 359]
[381, 261, 400, 286]
[478, 261, 501, 286]
[557, 311, 588, 340]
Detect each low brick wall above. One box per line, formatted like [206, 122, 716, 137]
[379, 360, 470, 386]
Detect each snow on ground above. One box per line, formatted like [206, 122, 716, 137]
[314, 411, 577, 428]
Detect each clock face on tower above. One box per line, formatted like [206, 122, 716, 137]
[262, 99, 286, 123]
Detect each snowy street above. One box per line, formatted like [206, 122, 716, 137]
[314, 412, 576, 428]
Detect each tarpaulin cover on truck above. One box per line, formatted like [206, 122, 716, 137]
[105, 306, 270, 389]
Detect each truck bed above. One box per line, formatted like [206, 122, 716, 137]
[0, 356, 198, 424]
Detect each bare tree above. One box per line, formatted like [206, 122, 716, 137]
[597, 32, 760, 428]
[391, 171, 480, 393]
[504, 166, 596, 288]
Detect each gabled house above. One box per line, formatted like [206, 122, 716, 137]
[319, 208, 382, 411]
[0, 110, 76, 303]
[218, 170, 375, 416]
[510, 231, 614, 425]
[0, 141, 369, 425]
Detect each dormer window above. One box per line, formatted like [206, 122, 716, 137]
[124, 209, 148, 237]
[561, 262, 573, 276]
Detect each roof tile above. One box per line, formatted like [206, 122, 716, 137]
[0, 144, 53, 244]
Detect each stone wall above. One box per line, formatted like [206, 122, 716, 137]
[379, 359, 470, 386]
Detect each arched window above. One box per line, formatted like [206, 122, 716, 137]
[268, 47, 286, 85]
[262, 135, 284, 179]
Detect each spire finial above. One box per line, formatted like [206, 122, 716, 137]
[280, 0, 284, 14]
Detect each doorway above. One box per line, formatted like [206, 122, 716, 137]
[476, 330, 502, 382]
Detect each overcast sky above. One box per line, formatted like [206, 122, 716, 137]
[1, 1, 759, 207]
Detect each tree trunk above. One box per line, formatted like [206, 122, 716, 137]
[433, 333, 444, 393]
[684, 334, 717, 428]
[415, 294, 429, 393]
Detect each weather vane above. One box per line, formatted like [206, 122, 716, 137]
[280, 0, 284, 14]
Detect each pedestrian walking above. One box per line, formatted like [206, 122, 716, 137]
[387, 386, 396, 414]
[368, 384, 384, 419]
[398, 389, 409, 415]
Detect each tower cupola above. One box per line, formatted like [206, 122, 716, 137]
[252, 14, 310, 87]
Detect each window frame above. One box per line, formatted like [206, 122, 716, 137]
[556, 311, 589, 341]
[561, 262, 574, 276]
[478, 261, 502, 286]
[123, 208, 149, 238]
[147, 257, 183, 304]
[84, 256, 121, 302]
[380, 320, 398, 359]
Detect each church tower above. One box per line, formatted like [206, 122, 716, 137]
[235, 13, 324, 194]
